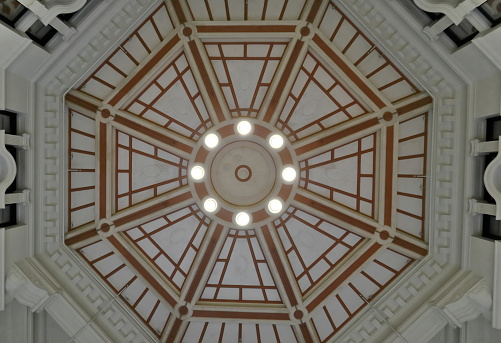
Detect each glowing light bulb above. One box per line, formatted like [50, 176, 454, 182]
[235, 212, 251, 226]
[269, 134, 284, 149]
[236, 121, 252, 135]
[282, 167, 297, 182]
[190, 165, 205, 180]
[204, 133, 219, 149]
[268, 199, 283, 214]
[204, 198, 218, 213]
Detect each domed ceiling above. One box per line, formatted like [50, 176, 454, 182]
[64, 1, 432, 342]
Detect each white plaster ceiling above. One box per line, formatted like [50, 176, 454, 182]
[64, 1, 432, 341]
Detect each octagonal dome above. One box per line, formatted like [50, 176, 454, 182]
[64, 2, 432, 341]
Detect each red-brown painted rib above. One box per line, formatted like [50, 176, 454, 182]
[397, 96, 432, 116]
[306, 243, 381, 311]
[300, 322, 315, 343]
[295, 194, 376, 234]
[187, 40, 226, 123]
[262, 226, 299, 307]
[99, 123, 107, 219]
[384, 126, 394, 226]
[65, 229, 99, 246]
[114, 115, 192, 153]
[108, 236, 177, 306]
[165, 318, 183, 343]
[295, 117, 379, 156]
[192, 310, 290, 321]
[197, 25, 296, 33]
[172, 0, 187, 23]
[312, 34, 386, 109]
[65, 93, 99, 113]
[393, 237, 427, 256]
[184, 224, 224, 302]
[306, 0, 322, 23]
[114, 191, 192, 227]
[263, 40, 304, 123]
[108, 35, 181, 107]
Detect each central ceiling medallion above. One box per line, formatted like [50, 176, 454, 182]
[189, 119, 298, 228]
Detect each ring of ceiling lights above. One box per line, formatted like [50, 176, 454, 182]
[188, 118, 299, 229]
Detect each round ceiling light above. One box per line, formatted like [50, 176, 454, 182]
[269, 134, 284, 149]
[268, 199, 283, 214]
[235, 212, 251, 226]
[282, 167, 297, 182]
[204, 133, 219, 149]
[203, 198, 218, 213]
[190, 165, 205, 180]
[236, 120, 252, 135]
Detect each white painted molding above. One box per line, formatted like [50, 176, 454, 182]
[0, 130, 18, 209]
[17, 0, 87, 26]
[484, 138, 501, 219]
[5, 264, 52, 312]
[470, 139, 499, 156]
[440, 277, 492, 327]
[494, 241, 501, 329]
[0, 228, 4, 311]
[414, 0, 487, 25]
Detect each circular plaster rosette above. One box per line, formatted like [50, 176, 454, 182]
[188, 119, 299, 228]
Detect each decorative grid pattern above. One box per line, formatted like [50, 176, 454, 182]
[123, 52, 212, 140]
[204, 42, 287, 118]
[124, 204, 210, 291]
[274, 207, 364, 295]
[186, 0, 307, 21]
[115, 130, 188, 212]
[181, 321, 299, 343]
[396, 113, 428, 239]
[68, 109, 96, 230]
[78, 241, 172, 337]
[310, 249, 413, 343]
[318, 2, 418, 103]
[300, 133, 377, 218]
[77, 4, 174, 100]
[201, 229, 282, 303]
[277, 51, 368, 142]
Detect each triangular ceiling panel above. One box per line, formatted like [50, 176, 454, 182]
[78, 240, 172, 337]
[300, 133, 377, 217]
[204, 42, 288, 118]
[114, 130, 188, 212]
[277, 51, 369, 142]
[396, 113, 428, 239]
[122, 52, 212, 140]
[201, 229, 282, 304]
[274, 207, 364, 295]
[123, 204, 210, 291]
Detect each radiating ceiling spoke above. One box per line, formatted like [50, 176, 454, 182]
[111, 108, 195, 159]
[179, 223, 227, 305]
[111, 186, 193, 232]
[259, 37, 309, 125]
[293, 113, 381, 160]
[294, 189, 378, 239]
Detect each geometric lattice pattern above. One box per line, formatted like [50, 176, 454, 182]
[205, 42, 287, 118]
[201, 229, 282, 303]
[300, 134, 377, 217]
[115, 130, 188, 211]
[124, 205, 210, 291]
[278, 52, 369, 141]
[65, 2, 431, 342]
[274, 207, 364, 295]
